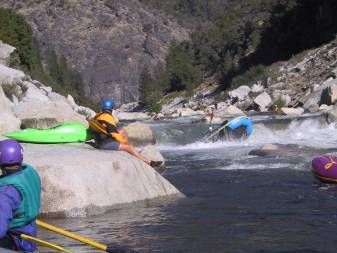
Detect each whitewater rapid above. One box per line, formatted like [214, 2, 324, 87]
[153, 117, 337, 151]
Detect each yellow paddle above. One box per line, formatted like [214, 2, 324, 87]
[36, 219, 138, 253]
[205, 120, 230, 142]
[11, 231, 71, 253]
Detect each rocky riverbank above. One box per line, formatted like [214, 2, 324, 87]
[152, 38, 337, 124]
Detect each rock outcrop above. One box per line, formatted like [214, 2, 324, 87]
[214, 105, 246, 117]
[115, 111, 150, 122]
[23, 143, 181, 217]
[176, 108, 204, 117]
[253, 92, 272, 112]
[249, 143, 337, 157]
[125, 122, 156, 146]
[279, 107, 304, 116]
[0, 86, 21, 133]
[0, 40, 15, 66]
[140, 145, 165, 173]
[0, 42, 93, 133]
[0, 0, 189, 105]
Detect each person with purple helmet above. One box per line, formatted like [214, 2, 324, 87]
[0, 139, 41, 252]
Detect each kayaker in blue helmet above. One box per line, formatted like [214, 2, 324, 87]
[89, 99, 163, 168]
[0, 139, 41, 252]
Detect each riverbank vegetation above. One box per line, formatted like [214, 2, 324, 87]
[141, 0, 337, 109]
[0, 8, 98, 110]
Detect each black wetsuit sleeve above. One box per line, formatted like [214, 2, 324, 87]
[98, 120, 119, 133]
[106, 124, 119, 134]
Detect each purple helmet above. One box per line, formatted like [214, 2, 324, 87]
[0, 139, 23, 166]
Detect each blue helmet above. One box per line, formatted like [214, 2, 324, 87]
[102, 99, 114, 111]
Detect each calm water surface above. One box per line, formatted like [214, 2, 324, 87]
[40, 115, 337, 253]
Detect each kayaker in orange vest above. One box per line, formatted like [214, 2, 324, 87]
[89, 99, 163, 168]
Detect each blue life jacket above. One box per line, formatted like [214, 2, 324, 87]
[0, 164, 41, 228]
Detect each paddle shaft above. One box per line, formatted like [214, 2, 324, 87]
[10, 231, 71, 253]
[206, 122, 229, 141]
[36, 220, 138, 253]
[36, 219, 108, 251]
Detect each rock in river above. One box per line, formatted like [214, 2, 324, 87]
[23, 143, 182, 217]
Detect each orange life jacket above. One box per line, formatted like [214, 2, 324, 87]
[88, 112, 126, 144]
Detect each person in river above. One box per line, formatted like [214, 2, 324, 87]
[89, 99, 163, 168]
[0, 139, 41, 252]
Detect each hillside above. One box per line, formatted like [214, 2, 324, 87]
[0, 0, 189, 105]
[2, 0, 337, 112]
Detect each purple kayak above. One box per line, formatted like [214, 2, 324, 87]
[312, 156, 337, 183]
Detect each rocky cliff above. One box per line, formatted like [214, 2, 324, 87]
[0, 0, 189, 105]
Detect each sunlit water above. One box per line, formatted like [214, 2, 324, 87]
[39, 114, 337, 253]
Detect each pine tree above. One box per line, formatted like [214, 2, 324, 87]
[46, 48, 61, 84]
[139, 68, 162, 113]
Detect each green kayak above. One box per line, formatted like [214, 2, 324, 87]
[3, 123, 93, 143]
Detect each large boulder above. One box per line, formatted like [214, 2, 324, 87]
[272, 90, 292, 107]
[319, 104, 333, 111]
[301, 78, 337, 112]
[251, 83, 264, 93]
[249, 143, 331, 157]
[15, 91, 88, 128]
[229, 86, 251, 100]
[0, 41, 15, 66]
[21, 81, 49, 102]
[236, 98, 254, 111]
[124, 122, 156, 146]
[253, 92, 272, 111]
[23, 143, 181, 216]
[0, 87, 21, 134]
[0, 60, 93, 130]
[67, 94, 96, 119]
[115, 112, 150, 121]
[176, 108, 203, 117]
[214, 105, 246, 117]
[325, 104, 337, 123]
[0, 64, 25, 86]
[279, 107, 304, 116]
[320, 82, 337, 106]
[140, 145, 165, 173]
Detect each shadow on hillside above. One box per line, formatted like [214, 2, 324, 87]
[250, 0, 337, 66]
[216, 0, 337, 94]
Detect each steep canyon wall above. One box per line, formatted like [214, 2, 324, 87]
[0, 0, 189, 105]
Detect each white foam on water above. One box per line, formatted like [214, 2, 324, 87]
[215, 162, 294, 171]
[246, 119, 337, 148]
[157, 118, 337, 150]
[157, 140, 248, 151]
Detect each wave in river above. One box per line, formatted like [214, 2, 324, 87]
[155, 118, 337, 150]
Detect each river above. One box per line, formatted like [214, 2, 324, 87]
[40, 114, 337, 253]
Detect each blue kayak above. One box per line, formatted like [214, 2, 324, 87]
[203, 116, 253, 142]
